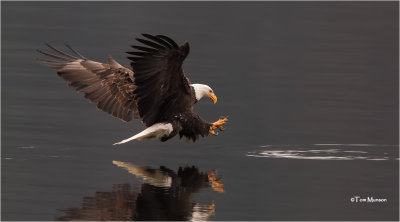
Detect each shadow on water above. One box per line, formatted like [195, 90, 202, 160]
[56, 161, 225, 221]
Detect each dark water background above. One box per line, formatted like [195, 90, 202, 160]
[1, 2, 399, 221]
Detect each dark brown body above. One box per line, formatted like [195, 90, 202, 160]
[37, 34, 214, 143]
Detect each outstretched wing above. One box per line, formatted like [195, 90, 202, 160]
[37, 44, 139, 122]
[127, 34, 192, 126]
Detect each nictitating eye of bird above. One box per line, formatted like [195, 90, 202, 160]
[37, 34, 228, 144]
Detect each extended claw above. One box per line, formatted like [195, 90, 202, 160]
[209, 117, 228, 135]
[209, 130, 218, 136]
[211, 117, 228, 131]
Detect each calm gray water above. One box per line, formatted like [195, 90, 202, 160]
[2, 2, 399, 221]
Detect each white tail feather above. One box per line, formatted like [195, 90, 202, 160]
[113, 123, 173, 145]
[112, 161, 172, 187]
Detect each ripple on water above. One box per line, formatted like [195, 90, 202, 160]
[247, 144, 399, 161]
[16, 145, 39, 149]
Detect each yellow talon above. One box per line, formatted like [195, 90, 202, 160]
[208, 171, 225, 193]
[207, 202, 216, 215]
[211, 117, 228, 131]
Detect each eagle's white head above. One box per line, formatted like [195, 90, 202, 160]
[191, 83, 217, 103]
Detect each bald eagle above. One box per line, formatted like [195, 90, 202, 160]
[37, 34, 228, 144]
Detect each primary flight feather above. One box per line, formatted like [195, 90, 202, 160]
[37, 34, 228, 144]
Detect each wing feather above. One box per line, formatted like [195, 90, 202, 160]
[129, 45, 158, 53]
[156, 35, 179, 48]
[135, 38, 166, 50]
[127, 34, 192, 126]
[37, 44, 139, 122]
[142, 34, 173, 49]
[45, 43, 80, 60]
[64, 44, 88, 59]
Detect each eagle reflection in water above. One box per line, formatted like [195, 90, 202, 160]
[56, 161, 225, 221]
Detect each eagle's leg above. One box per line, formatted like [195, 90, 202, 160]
[209, 117, 228, 135]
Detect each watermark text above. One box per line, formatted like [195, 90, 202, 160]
[350, 196, 387, 203]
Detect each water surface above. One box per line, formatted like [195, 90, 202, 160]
[2, 2, 399, 221]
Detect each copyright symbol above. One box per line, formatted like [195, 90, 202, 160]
[350, 197, 355, 202]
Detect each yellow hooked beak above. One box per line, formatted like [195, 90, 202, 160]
[208, 93, 217, 104]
